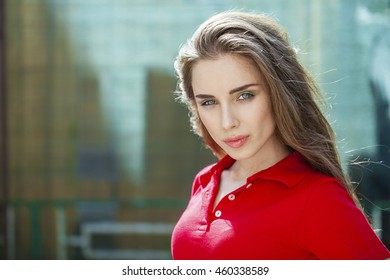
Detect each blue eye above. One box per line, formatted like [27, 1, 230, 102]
[238, 92, 254, 100]
[201, 99, 216, 106]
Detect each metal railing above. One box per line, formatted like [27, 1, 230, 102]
[7, 199, 186, 259]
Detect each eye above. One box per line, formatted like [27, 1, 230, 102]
[238, 92, 254, 101]
[200, 99, 217, 106]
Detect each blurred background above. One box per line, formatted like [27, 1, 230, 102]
[0, 0, 389, 259]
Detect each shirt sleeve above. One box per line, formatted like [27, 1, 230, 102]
[297, 177, 390, 260]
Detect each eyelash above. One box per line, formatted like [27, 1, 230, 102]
[200, 100, 216, 106]
[200, 92, 255, 107]
[238, 92, 254, 100]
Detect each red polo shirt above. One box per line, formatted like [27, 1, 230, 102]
[171, 152, 390, 259]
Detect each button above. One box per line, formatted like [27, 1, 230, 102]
[198, 225, 207, 231]
[246, 183, 252, 188]
[215, 210, 222, 218]
[228, 194, 235, 201]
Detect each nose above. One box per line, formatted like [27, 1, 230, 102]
[221, 104, 239, 130]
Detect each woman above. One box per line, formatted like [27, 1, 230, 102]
[171, 11, 390, 260]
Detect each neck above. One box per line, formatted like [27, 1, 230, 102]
[229, 144, 290, 182]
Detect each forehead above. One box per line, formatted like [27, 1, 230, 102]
[191, 54, 264, 94]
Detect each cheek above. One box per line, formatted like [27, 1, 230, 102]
[246, 102, 276, 130]
[197, 110, 220, 137]
[198, 112, 213, 131]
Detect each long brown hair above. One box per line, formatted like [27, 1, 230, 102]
[174, 11, 361, 208]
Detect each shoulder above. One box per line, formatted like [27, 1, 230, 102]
[296, 171, 390, 259]
[302, 171, 352, 205]
[296, 169, 358, 218]
[290, 162, 362, 227]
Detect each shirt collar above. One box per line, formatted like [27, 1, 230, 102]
[207, 151, 314, 189]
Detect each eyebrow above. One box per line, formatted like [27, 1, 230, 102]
[194, 83, 260, 99]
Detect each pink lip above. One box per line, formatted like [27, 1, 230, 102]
[223, 135, 249, 149]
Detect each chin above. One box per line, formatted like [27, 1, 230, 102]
[225, 149, 255, 161]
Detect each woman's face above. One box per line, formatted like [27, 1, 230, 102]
[192, 54, 284, 163]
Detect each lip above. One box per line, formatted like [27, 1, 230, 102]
[223, 135, 249, 149]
